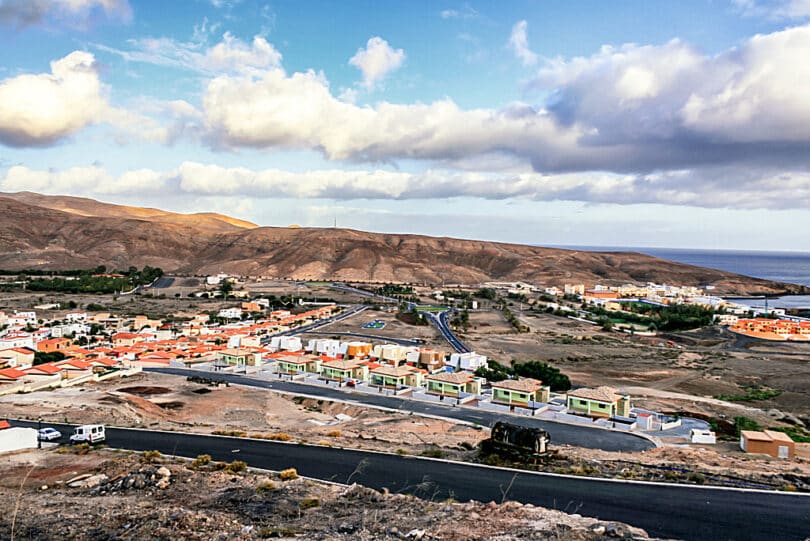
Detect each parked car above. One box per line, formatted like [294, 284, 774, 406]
[37, 427, 62, 441]
[69, 424, 105, 444]
[346, 379, 356, 387]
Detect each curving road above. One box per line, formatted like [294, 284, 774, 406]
[298, 330, 423, 346]
[13, 420, 809, 541]
[146, 367, 654, 452]
[423, 309, 468, 353]
[261, 305, 367, 342]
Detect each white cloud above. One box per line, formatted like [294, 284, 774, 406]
[201, 68, 583, 163]
[97, 32, 282, 75]
[0, 165, 168, 194]
[534, 24, 810, 147]
[440, 4, 479, 19]
[0, 51, 110, 147]
[0, 0, 132, 27]
[8, 161, 808, 211]
[0, 50, 170, 147]
[508, 20, 537, 66]
[733, 0, 810, 19]
[348, 36, 405, 89]
[204, 32, 282, 72]
[209, 0, 241, 8]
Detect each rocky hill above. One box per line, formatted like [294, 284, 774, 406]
[0, 193, 804, 295]
[1, 191, 257, 232]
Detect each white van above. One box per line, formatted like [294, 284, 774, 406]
[70, 424, 106, 444]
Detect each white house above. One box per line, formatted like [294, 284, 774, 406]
[13, 311, 37, 325]
[0, 333, 35, 350]
[307, 338, 344, 357]
[447, 352, 487, 371]
[207, 273, 230, 286]
[65, 312, 88, 322]
[269, 336, 303, 352]
[218, 307, 243, 320]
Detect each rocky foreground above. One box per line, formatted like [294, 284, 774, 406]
[1, 448, 664, 540]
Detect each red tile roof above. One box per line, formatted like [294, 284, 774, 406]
[0, 367, 27, 380]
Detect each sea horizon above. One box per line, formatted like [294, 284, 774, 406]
[547, 245, 810, 289]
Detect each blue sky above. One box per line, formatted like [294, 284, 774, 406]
[1, 0, 809, 251]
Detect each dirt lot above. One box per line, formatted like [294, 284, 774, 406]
[300, 307, 447, 348]
[0, 449, 659, 541]
[0, 372, 486, 459]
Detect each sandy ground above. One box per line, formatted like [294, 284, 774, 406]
[0, 372, 486, 459]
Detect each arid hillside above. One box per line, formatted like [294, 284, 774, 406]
[1, 191, 258, 232]
[0, 194, 804, 295]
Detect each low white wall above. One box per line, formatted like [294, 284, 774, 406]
[0, 427, 37, 453]
[411, 391, 442, 403]
[0, 382, 24, 396]
[553, 412, 596, 425]
[660, 419, 682, 431]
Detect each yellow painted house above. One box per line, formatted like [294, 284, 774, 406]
[321, 359, 369, 382]
[369, 365, 422, 388]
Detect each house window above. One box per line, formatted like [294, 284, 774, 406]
[579, 400, 587, 405]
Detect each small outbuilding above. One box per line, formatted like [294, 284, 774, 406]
[740, 430, 795, 459]
[0, 420, 38, 454]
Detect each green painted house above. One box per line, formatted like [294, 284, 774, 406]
[275, 354, 321, 375]
[491, 378, 549, 407]
[424, 371, 481, 397]
[566, 386, 631, 418]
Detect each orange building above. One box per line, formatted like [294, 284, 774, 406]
[36, 338, 71, 353]
[740, 430, 795, 459]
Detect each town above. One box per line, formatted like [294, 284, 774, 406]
[2, 271, 807, 466]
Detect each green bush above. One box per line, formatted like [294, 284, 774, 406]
[734, 416, 761, 437]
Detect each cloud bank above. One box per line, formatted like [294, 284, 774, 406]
[3, 161, 809, 210]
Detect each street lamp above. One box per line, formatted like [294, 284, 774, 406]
[37, 416, 42, 449]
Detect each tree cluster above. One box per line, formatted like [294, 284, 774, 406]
[475, 360, 572, 391]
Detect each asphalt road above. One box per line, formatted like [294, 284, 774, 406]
[146, 367, 654, 452]
[330, 282, 399, 303]
[261, 305, 367, 341]
[150, 276, 175, 289]
[299, 330, 424, 346]
[424, 309, 468, 353]
[15, 420, 809, 541]
[327, 282, 470, 353]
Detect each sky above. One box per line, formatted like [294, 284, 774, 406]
[1, 0, 809, 251]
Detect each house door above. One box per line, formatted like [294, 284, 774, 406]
[778, 446, 790, 459]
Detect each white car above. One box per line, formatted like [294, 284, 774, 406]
[37, 427, 62, 441]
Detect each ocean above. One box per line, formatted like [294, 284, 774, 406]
[556, 246, 810, 309]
